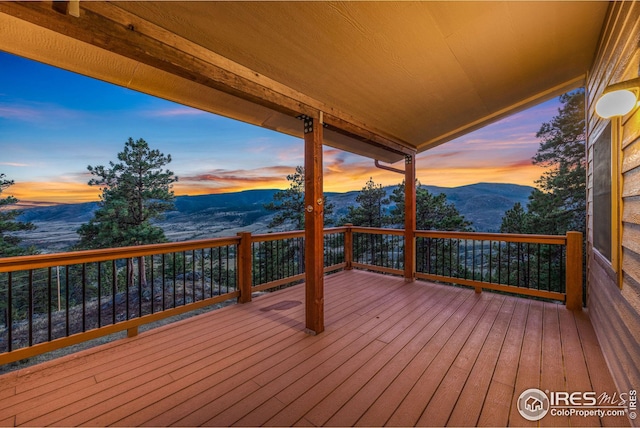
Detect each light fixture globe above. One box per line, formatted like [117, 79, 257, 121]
[595, 89, 637, 118]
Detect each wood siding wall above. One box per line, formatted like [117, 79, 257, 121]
[586, 1, 640, 415]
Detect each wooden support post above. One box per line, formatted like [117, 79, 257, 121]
[404, 154, 416, 282]
[237, 232, 253, 303]
[127, 326, 138, 338]
[565, 231, 583, 311]
[304, 115, 324, 334]
[344, 223, 353, 270]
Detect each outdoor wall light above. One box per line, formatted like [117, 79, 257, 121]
[595, 77, 640, 118]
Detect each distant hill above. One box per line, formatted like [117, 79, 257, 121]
[329, 182, 533, 232]
[17, 201, 99, 223]
[419, 182, 534, 232]
[15, 183, 533, 252]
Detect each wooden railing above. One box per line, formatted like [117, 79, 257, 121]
[414, 230, 582, 306]
[0, 228, 347, 365]
[349, 228, 583, 309]
[0, 226, 581, 365]
[239, 228, 346, 297]
[0, 237, 240, 365]
[349, 226, 405, 276]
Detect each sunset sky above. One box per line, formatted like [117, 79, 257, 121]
[0, 51, 560, 204]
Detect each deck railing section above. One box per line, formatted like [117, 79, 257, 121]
[243, 228, 347, 294]
[348, 228, 582, 306]
[0, 226, 581, 365]
[350, 227, 405, 275]
[0, 238, 240, 363]
[415, 231, 569, 301]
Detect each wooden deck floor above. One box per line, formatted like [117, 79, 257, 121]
[0, 270, 630, 427]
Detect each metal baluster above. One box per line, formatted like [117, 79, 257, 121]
[82, 263, 86, 331]
[112, 260, 117, 325]
[507, 242, 511, 286]
[7, 272, 12, 352]
[200, 249, 205, 301]
[48, 267, 52, 341]
[28, 269, 33, 346]
[97, 263, 102, 327]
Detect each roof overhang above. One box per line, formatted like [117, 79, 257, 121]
[0, 1, 609, 163]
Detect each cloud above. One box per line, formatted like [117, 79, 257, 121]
[324, 150, 349, 173]
[0, 162, 29, 167]
[181, 166, 293, 182]
[141, 106, 207, 118]
[176, 166, 295, 194]
[0, 102, 83, 125]
[0, 105, 42, 122]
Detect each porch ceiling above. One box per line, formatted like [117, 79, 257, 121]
[0, 1, 608, 163]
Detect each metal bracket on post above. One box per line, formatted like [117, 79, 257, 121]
[405, 154, 413, 165]
[297, 114, 314, 134]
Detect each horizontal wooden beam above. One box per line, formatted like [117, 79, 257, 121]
[414, 230, 567, 245]
[0, 236, 240, 272]
[0, 1, 413, 158]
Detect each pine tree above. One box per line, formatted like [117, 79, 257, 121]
[77, 137, 177, 249]
[389, 180, 472, 231]
[389, 180, 471, 277]
[340, 178, 392, 267]
[0, 174, 36, 257]
[496, 90, 585, 292]
[264, 166, 334, 230]
[77, 138, 177, 288]
[528, 89, 586, 235]
[499, 202, 531, 234]
[342, 178, 390, 227]
[0, 175, 38, 328]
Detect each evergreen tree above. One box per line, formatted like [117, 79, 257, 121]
[389, 180, 471, 277]
[0, 174, 36, 257]
[389, 180, 472, 231]
[77, 137, 177, 249]
[0, 175, 38, 328]
[528, 89, 586, 235]
[499, 202, 531, 234]
[76, 138, 177, 288]
[495, 90, 585, 292]
[341, 178, 392, 267]
[342, 178, 390, 227]
[264, 166, 334, 230]
[496, 202, 533, 287]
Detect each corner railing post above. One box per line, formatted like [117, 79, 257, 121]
[237, 232, 252, 303]
[565, 231, 583, 311]
[344, 224, 353, 270]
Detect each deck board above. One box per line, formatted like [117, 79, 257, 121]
[0, 270, 630, 427]
[446, 296, 516, 426]
[385, 292, 495, 426]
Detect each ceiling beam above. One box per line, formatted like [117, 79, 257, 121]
[0, 1, 414, 158]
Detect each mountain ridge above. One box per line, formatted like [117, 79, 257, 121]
[15, 183, 534, 252]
